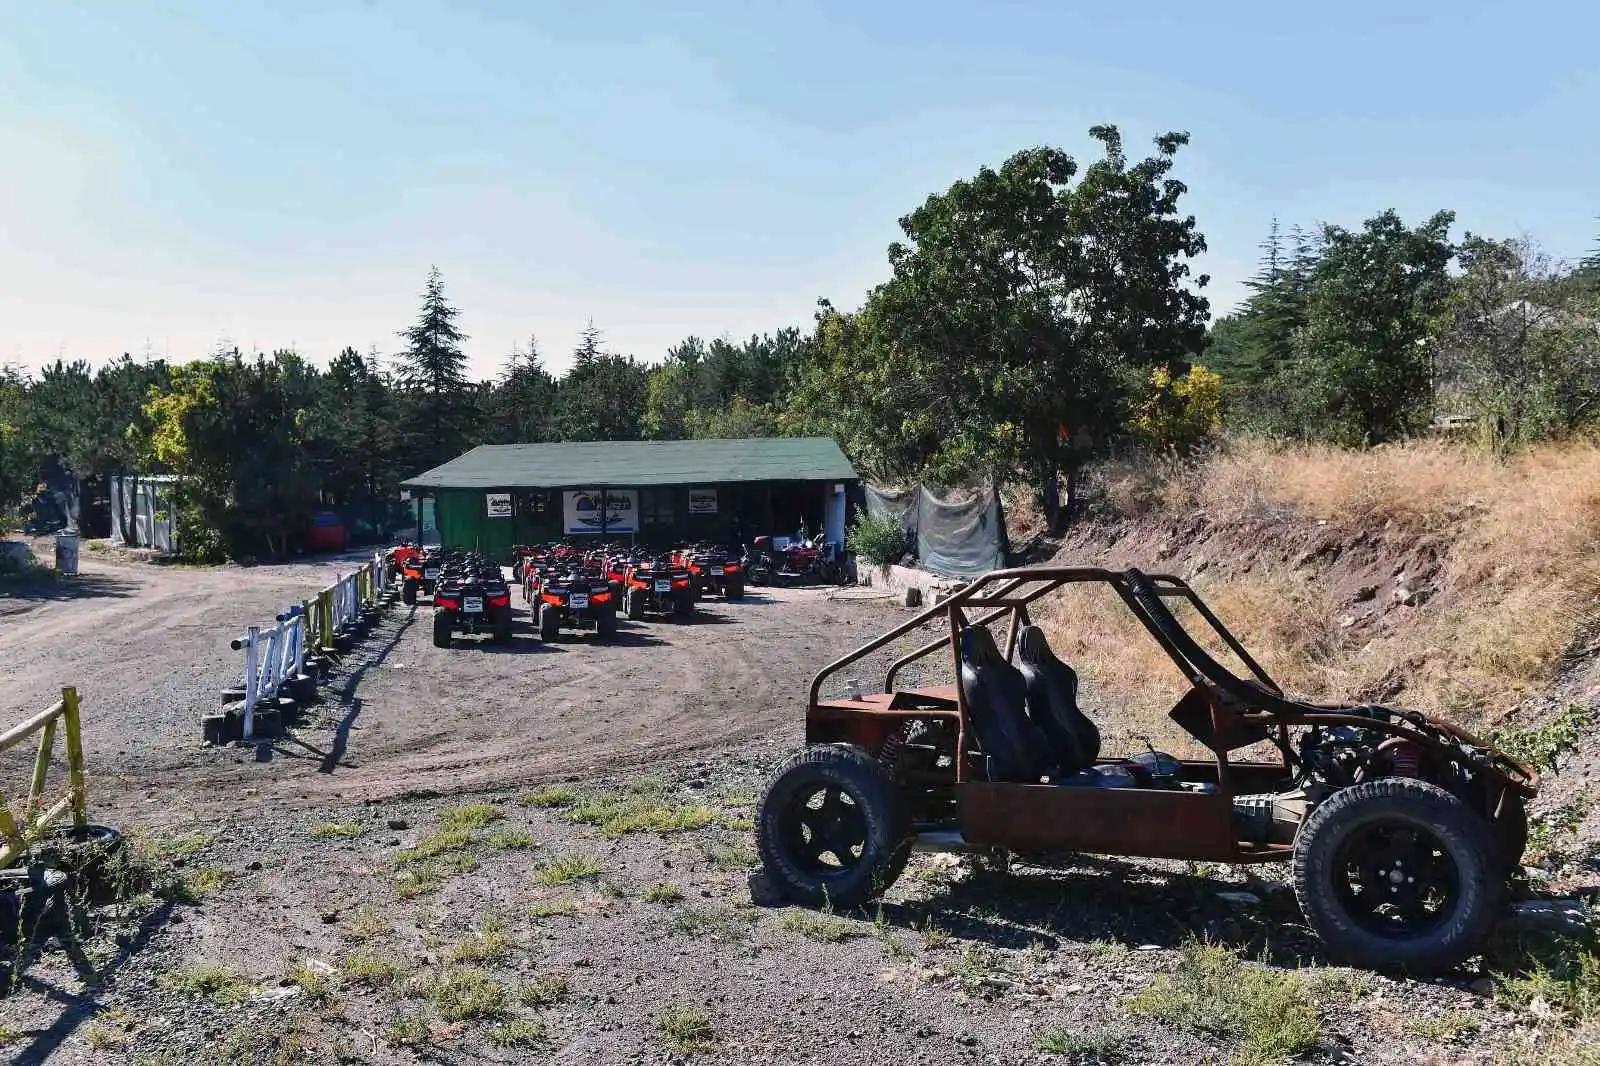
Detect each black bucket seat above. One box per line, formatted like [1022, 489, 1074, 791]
[1016, 625, 1101, 774]
[957, 625, 1049, 782]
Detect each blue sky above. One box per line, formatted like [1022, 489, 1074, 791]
[2, 1, 1595, 379]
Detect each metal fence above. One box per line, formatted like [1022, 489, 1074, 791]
[0, 688, 89, 870]
[228, 552, 394, 742]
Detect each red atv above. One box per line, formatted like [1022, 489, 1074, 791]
[673, 543, 746, 600]
[622, 554, 695, 620]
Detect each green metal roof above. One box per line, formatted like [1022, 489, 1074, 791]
[402, 437, 857, 490]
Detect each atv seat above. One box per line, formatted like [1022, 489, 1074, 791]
[1016, 624, 1101, 773]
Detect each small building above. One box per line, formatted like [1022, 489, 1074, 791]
[401, 437, 858, 559]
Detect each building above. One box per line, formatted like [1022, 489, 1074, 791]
[401, 437, 858, 558]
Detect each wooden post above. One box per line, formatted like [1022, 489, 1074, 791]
[62, 687, 88, 827]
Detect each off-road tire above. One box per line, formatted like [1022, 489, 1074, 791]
[491, 605, 513, 645]
[756, 744, 912, 909]
[725, 579, 744, 600]
[539, 604, 561, 643]
[432, 612, 453, 649]
[402, 579, 418, 606]
[1293, 777, 1503, 975]
[626, 590, 646, 622]
[596, 604, 618, 641]
[673, 590, 694, 617]
[1493, 792, 1529, 877]
[37, 825, 125, 890]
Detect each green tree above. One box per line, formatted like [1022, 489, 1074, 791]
[790, 127, 1210, 525]
[0, 366, 31, 518]
[487, 335, 556, 443]
[550, 325, 649, 441]
[396, 266, 471, 473]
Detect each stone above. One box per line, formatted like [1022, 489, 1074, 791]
[1216, 891, 1261, 907]
[1353, 585, 1377, 602]
[904, 587, 923, 608]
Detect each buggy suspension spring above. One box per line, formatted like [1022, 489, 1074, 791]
[877, 726, 910, 769]
[1375, 737, 1423, 778]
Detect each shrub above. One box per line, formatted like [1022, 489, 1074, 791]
[846, 510, 907, 566]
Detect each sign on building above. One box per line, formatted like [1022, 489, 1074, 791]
[687, 488, 718, 515]
[563, 489, 638, 534]
[486, 492, 513, 518]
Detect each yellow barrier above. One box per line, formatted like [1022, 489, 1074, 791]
[0, 687, 89, 869]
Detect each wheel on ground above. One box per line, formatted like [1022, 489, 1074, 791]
[755, 744, 912, 909]
[432, 612, 453, 649]
[491, 606, 513, 645]
[402, 579, 418, 606]
[539, 604, 561, 643]
[1293, 777, 1504, 975]
[38, 824, 124, 880]
[596, 605, 618, 641]
[725, 580, 744, 600]
[626, 590, 645, 622]
[673, 591, 694, 617]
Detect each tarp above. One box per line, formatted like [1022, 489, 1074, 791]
[865, 481, 1005, 579]
[109, 475, 178, 553]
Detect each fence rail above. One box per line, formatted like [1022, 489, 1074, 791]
[0, 687, 89, 870]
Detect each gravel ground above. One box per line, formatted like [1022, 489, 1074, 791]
[0, 553, 1587, 1064]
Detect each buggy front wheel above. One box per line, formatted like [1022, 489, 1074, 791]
[755, 744, 912, 909]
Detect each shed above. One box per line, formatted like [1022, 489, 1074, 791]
[401, 437, 858, 559]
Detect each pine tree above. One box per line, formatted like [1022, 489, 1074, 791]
[396, 266, 470, 471]
[491, 334, 555, 443]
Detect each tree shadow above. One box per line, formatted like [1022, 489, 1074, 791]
[0, 573, 140, 603]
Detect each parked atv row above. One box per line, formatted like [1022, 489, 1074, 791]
[430, 553, 514, 648]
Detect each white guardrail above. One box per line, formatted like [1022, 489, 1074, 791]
[227, 551, 392, 742]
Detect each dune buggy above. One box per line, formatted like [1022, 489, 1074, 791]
[754, 565, 1537, 975]
[432, 556, 514, 647]
[535, 564, 619, 642]
[621, 554, 695, 620]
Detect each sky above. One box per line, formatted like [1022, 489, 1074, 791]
[1, 1, 1596, 380]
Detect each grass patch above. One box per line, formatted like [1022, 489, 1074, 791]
[425, 968, 512, 1022]
[532, 852, 603, 885]
[484, 827, 535, 850]
[487, 1018, 546, 1048]
[285, 960, 339, 1004]
[1492, 703, 1591, 773]
[918, 918, 952, 950]
[1302, 966, 1375, 1004]
[439, 803, 504, 830]
[519, 972, 572, 1006]
[395, 865, 445, 899]
[1528, 794, 1594, 865]
[307, 821, 366, 839]
[1035, 1025, 1131, 1059]
[84, 1016, 132, 1050]
[381, 1009, 431, 1048]
[342, 950, 405, 987]
[1408, 1008, 1481, 1042]
[448, 915, 514, 963]
[668, 906, 756, 943]
[567, 791, 720, 837]
[395, 826, 474, 864]
[658, 1003, 716, 1054]
[344, 904, 391, 941]
[643, 883, 684, 904]
[1086, 939, 1131, 962]
[779, 908, 861, 943]
[1496, 936, 1600, 1023]
[159, 963, 257, 1005]
[700, 839, 757, 870]
[527, 897, 580, 919]
[1129, 943, 1320, 1066]
[524, 786, 578, 808]
[159, 866, 230, 904]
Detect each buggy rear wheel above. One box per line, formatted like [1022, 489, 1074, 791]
[1293, 777, 1503, 975]
[539, 604, 561, 643]
[756, 745, 911, 909]
[432, 612, 452, 649]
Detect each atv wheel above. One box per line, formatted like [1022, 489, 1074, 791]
[626, 590, 646, 622]
[725, 580, 744, 600]
[539, 604, 561, 643]
[402, 579, 418, 606]
[1293, 777, 1503, 975]
[491, 606, 513, 645]
[596, 605, 618, 641]
[673, 591, 694, 617]
[432, 612, 453, 649]
[756, 744, 912, 909]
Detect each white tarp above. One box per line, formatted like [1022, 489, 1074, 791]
[864, 480, 1004, 579]
[563, 489, 639, 534]
[109, 475, 178, 553]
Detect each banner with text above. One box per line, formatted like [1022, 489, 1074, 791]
[687, 488, 718, 515]
[563, 489, 638, 534]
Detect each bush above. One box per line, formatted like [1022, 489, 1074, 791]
[846, 510, 906, 566]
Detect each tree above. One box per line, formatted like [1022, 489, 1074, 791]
[1129, 365, 1224, 453]
[0, 366, 30, 517]
[790, 127, 1210, 526]
[550, 326, 649, 441]
[486, 335, 556, 443]
[1274, 210, 1456, 444]
[396, 266, 471, 473]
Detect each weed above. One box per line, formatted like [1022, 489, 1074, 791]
[286, 959, 338, 1003]
[524, 786, 578, 808]
[449, 915, 514, 963]
[1129, 943, 1319, 1066]
[669, 906, 756, 943]
[520, 972, 572, 1006]
[644, 883, 684, 904]
[1085, 939, 1131, 962]
[1492, 703, 1591, 773]
[918, 918, 952, 950]
[955, 946, 1008, 994]
[718, 788, 757, 808]
[1408, 1009, 1481, 1042]
[874, 905, 911, 959]
[84, 1017, 131, 1050]
[723, 815, 754, 831]
[700, 839, 757, 870]
[1302, 966, 1375, 1004]
[425, 967, 512, 1021]
[0, 1027, 18, 1047]
[381, 1009, 431, 1048]
[779, 908, 861, 943]
[160, 866, 229, 904]
[1035, 1024, 1131, 1060]
[342, 950, 405, 987]
[487, 1018, 546, 1048]
[395, 865, 445, 899]
[1528, 794, 1594, 864]
[599, 878, 632, 899]
[568, 792, 720, 837]
[344, 904, 391, 941]
[439, 803, 504, 830]
[527, 897, 580, 919]
[159, 963, 257, 1005]
[532, 852, 603, 885]
[395, 826, 474, 864]
[307, 821, 366, 839]
[1496, 937, 1600, 1023]
[484, 827, 535, 850]
[658, 1003, 716, 1053]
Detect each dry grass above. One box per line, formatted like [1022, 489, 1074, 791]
[1080, 439, 1600, 728]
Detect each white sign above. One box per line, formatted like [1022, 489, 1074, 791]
[563, 489, 638, 534]
[687, 488, 718, 515]
[486, 492, 512, 518]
